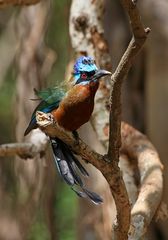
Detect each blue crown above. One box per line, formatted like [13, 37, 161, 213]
[73, 56, 98, 74]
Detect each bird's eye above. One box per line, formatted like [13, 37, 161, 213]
[81, 73, 87, 79]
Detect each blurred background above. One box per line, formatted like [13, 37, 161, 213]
[0, 0, 168, 239]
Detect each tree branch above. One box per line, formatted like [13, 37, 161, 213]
[0, 129, 48, 159]
[0, 142, 42, 158]
[108, 0, 150, 160]
[36, 111, 106, 169]
[106, 1, 150, 238]
[0, 112, 163, 239]
[0, 0, 40, 8]
[36, 113, 132, 240]
[121, 123, 163, 239]
[70, 2, 131, 235]
[36, 111, 163, 239]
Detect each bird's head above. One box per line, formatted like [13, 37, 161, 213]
[72, 56, 111, 85]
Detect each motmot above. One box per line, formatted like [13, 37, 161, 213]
[24, 56, 111, 204]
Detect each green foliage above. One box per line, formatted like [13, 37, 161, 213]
[28, 210, 50, 240]
[0, 67, 16, 143]
[0, 67, 18, 210]
[27, 182, 77, 240]
[55, 182, 77, 240]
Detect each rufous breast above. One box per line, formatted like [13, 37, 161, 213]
[52, 81, 99, 131]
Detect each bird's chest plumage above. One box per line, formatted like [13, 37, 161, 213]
[52, 83, 98, 131]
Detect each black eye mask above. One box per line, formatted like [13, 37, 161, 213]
[75, 71, 96, 85]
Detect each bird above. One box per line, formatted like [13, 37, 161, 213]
[24, 56, 111, 204]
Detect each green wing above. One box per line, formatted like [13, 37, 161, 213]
[24, 87, 65, 136]
[32, 87, 65, 116]
[34, 87, 65, 104]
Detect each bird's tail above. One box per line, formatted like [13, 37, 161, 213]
[50, 137, 103, 204]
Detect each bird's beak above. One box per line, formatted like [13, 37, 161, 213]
[91, 69, 112, 81]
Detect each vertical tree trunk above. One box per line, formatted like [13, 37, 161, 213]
[14, 1, 57, 238]
[69, 1, 116, 239]
[69, 0, 151, 239]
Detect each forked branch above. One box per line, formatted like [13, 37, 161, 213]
[35, 111, 163, 239]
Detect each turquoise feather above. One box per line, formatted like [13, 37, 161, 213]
[24, 87, 65, 136]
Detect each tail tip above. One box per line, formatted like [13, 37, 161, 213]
[24, 130, 27, 136]
[24, 126, 31, 136]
